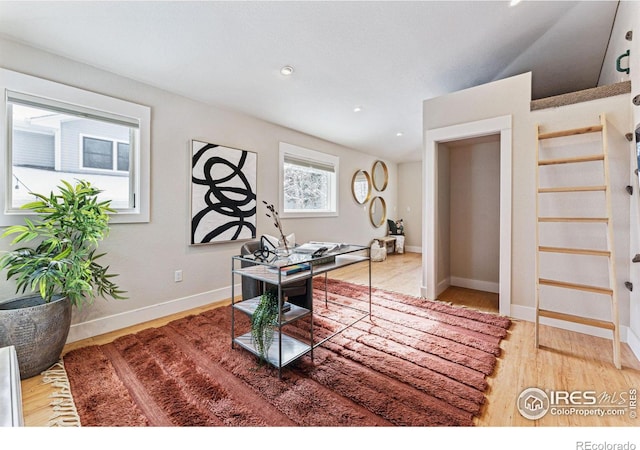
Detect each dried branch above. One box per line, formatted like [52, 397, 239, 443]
[262, 201, 288, 252]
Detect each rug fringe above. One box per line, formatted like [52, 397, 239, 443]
[41, 360, 81, 427]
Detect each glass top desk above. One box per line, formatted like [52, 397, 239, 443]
[230, 243, 371, 377]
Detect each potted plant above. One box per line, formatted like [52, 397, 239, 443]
[0, 180, 125, 379]
[250, 289, 279, 363]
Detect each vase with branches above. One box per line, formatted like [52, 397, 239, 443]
[262, 201, 289, 254]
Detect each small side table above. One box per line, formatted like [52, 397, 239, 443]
[376, 236, 396, 254]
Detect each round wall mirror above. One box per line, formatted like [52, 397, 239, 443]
[369, 196, 387, 228]
[372, 160, 388, 192]
[351, 170, 372, 204]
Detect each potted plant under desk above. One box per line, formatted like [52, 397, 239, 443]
[251, 289, 280, 364]
[0, 180, 126, 379]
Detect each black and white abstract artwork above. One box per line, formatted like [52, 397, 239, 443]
[191, 140, 257, 245]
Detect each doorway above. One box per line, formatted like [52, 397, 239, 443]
[445, 135, 500, 297]
[422, 115, 512, 316]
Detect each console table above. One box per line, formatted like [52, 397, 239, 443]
[376, 236, 396, 254]
[231, 244, 371, 377]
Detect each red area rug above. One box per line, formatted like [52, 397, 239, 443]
[61, 279, 511, 426]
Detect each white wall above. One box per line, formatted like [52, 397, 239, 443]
[614, 0, 640, 361]
[0, 38, 396, 342]
[423, 72, 633, 345]
[423, 72, 530, 306]
[397, 161, 422, 252]
[599, 0, 640, 360]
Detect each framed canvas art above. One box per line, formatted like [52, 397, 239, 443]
[190, 140, 257, 245]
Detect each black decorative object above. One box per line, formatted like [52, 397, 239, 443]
[387, 218, 404, 235]
[191, 140, 257, 244]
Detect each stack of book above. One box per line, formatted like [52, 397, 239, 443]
[310, 255, 335, 266]
[267, 262, 310, 276]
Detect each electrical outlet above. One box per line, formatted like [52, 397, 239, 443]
[174, 270, 183, 282]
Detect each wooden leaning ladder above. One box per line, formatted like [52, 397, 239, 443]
[535, 113, 621, 369]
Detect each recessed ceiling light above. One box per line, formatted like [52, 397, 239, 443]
[509, 0, 522, 6]
[353, 106, 362, 113]
[280, 65, 294, 76]
[396, 132, 404, 137]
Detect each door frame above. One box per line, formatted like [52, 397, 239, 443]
[422, 115, 512, 316]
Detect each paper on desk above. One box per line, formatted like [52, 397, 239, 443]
[294, 242, 345, 254]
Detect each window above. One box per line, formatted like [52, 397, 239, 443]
[279, 142, 338, 217]
[81, 136, 130, 172]
[117, 142, 130, 171]
[1, 68, 150, 224]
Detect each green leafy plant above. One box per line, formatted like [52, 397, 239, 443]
[251, 289, 280, 363]
[0, 179, 126, 308]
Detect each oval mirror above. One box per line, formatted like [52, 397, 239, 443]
[372, 160, 388, 192]
[369, 196, 387, 228]
[351, 170, 372, 204]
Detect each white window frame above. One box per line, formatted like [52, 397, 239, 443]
[1, 68, 150, 224]
[79, 133, 130, 173]
[279, 142, 339, 218]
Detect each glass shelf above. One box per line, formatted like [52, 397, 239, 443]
[233, 332, 312, 368]
[233, 296, 311, 325]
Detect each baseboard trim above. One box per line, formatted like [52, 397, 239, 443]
[404, 245, 422, 253]
[66, 285, 237, 343]
[449, 276, 499, 294]
[436, 277, 450, 297]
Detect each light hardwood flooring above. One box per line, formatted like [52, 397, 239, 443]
[20, 251, 640, 427]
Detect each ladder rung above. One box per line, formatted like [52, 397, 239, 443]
[538, 185, 606, 193]
[538, 125, 603, 140]
[538, 154, 604, 165]
[538, 278, 613, 295]
[538, 246, 611, 257]
[538, 309, 615, 330]
[538, 217, 609, 223]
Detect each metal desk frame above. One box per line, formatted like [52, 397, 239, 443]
[231, 245, 371, 378]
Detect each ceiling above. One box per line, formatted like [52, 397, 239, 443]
[0, 1, 620, 163]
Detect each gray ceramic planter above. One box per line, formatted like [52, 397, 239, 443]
[0, 295, 71, 379]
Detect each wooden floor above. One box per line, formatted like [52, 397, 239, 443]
[20, 251, 640, 427]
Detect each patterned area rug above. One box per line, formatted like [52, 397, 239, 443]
[55, 279, 511, 426]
